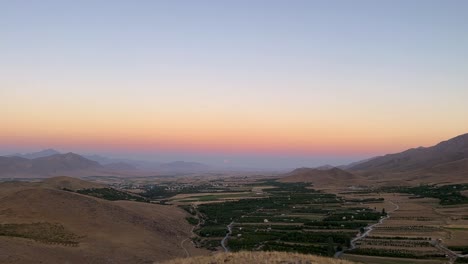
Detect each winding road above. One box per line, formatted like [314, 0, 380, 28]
[221, 222, 234, 252]
[335, 200, 399, 258]
[180, 204, 203, 257]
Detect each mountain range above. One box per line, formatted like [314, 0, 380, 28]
[2, 133, 467, 180]
[346, 133, 468, 184]
[0, 150, 213, 178]
[8, 149, 61, 159]
[277, 133, 468, 186]
[350, 133, 468, 172]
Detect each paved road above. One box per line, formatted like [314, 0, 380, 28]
[335, 200, 399, 258]
[433, 239, 468, 263]
[221, 222, 234, 252]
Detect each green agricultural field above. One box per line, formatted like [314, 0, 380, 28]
[187, 181, 381, 256]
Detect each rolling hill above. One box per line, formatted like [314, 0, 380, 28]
[0, 176, 206, 263]
[278, 167, 359, 186]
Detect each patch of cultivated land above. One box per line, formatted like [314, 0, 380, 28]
[185, 180, 385, 256]
[343, 253, 446, 264]
[336, 190, 468, 262]
[174, 192, 264, 203]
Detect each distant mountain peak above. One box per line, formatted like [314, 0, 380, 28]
[9, 149, 61, 159]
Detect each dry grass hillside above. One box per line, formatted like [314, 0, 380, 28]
[0, 177, 208, 263]
[278, 167, 360, 186]
[40, 175, 105, 190]
[162, 251, 356, 264]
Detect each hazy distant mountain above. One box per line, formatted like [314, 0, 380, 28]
[278, 167, 359, 186]
[0, 152, 215, 177]
[9, 149, 61, 159]
[159, 161, 211, 172]
[0, 153, 102, 178]
[103, 162, 138, 171]
[84, 154, 162, 170]
[314, 164, 335, 170]
[350, 133, 468, 172]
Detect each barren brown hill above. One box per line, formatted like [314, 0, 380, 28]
[40, 176, 105, 191]
[350, 133, 468, 172]
[278, 167, 359, 186]
[0, 178, 207, 263]
[387, 158, 468, 184]
[163, 251, 355, 264]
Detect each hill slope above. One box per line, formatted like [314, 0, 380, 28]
[0, 177, 206, 263]
[278, 167, 359, 186]
[350, 133, 468, 172]
[163, 251, 355, 264]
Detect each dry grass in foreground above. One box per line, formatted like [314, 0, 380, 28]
[161, 251, 356, 264]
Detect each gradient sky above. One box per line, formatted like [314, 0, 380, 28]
[1, 1, 468, 168]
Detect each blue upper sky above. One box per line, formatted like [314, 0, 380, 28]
[1, 1, 468, 168]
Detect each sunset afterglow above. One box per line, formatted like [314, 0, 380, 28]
[2, 1, 468, 167]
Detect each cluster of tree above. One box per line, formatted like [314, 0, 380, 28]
[278, 231, 352, 245]
[194, 181, 379, 253]
[76, 188, 147, 202]
[357, 239, 432, 247]
[375, 225, 439, 231]
[323, 211, 382, 221]
[381, 184, 468, 205]
[448, 246, 468, 255]
[196, 225, 228, 237]
[185, 217, 198, 225]
[366, 235, 431, 240]
[227, 233, 279, 251]
[345, 197, 385, 203]
[303, 220, 369, 229]
[141, 184, 233, 199]
[455, 257, 468, 263]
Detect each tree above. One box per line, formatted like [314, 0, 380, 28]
[381, 208, 386, 216]
[327, 236, 335, 256]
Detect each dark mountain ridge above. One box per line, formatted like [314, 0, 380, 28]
[350, 133, 468, 172]
[0, 153, 102, 177]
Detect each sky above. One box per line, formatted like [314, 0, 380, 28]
[1, 0, 468, 168]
